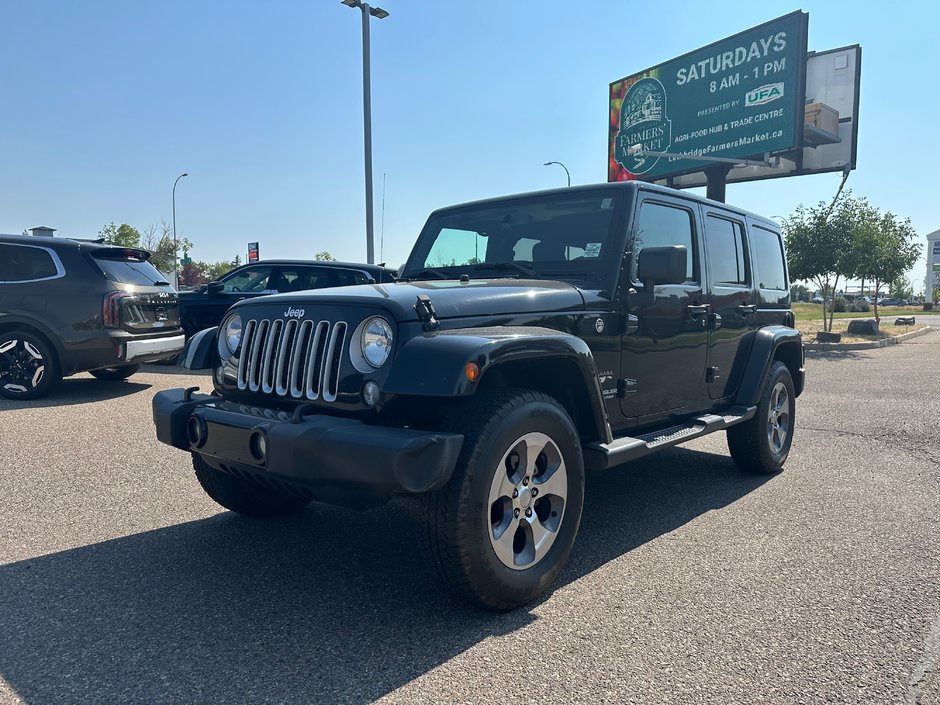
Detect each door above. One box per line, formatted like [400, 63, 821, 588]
[702, 211, 756, 400]
[620, 196, 709, 424]
[193, 264, 276, 330]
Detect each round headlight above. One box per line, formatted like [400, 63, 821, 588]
[361, 317, 393, 368]
[222, 314, 243, 357]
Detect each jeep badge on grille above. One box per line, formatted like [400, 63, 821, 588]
[284, 307, 305, 318]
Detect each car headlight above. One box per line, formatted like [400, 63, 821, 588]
[220, 313, 243, 358]
[360, 317, 393, 368]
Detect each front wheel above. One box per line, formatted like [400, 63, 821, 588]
[89, 364, 140, 381]
[727, 360, 795, 474]
[424, 389, 585, 611]
[0, 331, 61, 400]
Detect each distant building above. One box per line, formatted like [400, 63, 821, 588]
[927, 229, 940, 300]
[29, 226, 56, 237]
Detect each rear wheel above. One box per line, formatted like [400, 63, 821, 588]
[193, 454, 311, 518]
[424, 389, 585, 611]
[89, 364, 140, 381]
[0, 331, 61, 400]
[727, 360, 795, 474]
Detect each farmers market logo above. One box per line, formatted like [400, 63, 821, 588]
[615, 77, 672, 175]
[746, 82, 784, 107]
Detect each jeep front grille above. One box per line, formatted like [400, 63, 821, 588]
[236, 318, 348, 402]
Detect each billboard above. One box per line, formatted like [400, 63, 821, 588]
[247, 242, 259, 263]
[662, 45, 861, 188]
[609, 11, 809, 182]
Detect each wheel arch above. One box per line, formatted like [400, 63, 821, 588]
[0, 316, 65, 367]
[735, 325, 805, 405]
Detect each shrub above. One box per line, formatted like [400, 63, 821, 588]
[833, 297, 847, 313]
[848, 301, 870, 312]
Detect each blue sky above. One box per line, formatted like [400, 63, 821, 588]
[1, 1, 937, 291]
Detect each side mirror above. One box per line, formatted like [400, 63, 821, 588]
[206, 281, 224, 296]
[637, 246, 687, 286]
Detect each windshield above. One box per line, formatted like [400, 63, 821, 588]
[92, 251, 170, 286]
[402, 190, 625, 289]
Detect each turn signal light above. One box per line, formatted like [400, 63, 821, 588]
[464, 362, 481, 381]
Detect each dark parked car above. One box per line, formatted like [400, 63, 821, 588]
[178, 260, 396, 336]
[0, 234, 183, 399]
[155, 182, 804, 609]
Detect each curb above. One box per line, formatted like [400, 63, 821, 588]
[805, 326, 934, 351]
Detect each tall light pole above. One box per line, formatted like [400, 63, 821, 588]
[543, 161, 570, 187]
[341, 0, 388, 265]
[172, 172, 188, 289]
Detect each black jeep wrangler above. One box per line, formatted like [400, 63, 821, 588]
[154, 182, 804, 610]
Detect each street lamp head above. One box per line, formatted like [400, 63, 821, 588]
[370, 6, 389, 18]
[181, 172, 188, 177]
[340, 0, 360, 7]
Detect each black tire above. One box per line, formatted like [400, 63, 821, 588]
[727, 360, 795, 474]
[89, 364, 140, 381]
[424, 389, 585, 611]
[0, 330, 61, 400]
[192, 454, 311, 518]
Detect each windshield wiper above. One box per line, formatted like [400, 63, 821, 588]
[473, 261, 538, 278]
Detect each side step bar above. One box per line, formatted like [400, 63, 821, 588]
[583, 405, 757, 470]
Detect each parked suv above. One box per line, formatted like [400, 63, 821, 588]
[154, 183, 804, 609]
[178, 260, 397, 337]
[0, 235, 184, 399]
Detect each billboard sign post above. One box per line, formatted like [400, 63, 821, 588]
[247, 242, 259, 263]
[609, 11, 809, 188]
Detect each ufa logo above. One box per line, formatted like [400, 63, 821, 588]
[746, 82, 784, 107]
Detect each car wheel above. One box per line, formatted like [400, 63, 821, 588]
[727, 360, 795, 474]
[424, 389, 584, 611]
[89, 364, 140, 381]
[193, 454, 311, 518]
[0, 331, 61, 400]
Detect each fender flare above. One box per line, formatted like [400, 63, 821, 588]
[383, 326, 611, 443]
[735, 325, 805, 405]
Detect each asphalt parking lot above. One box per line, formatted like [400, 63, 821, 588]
[1, 331, 938, 704]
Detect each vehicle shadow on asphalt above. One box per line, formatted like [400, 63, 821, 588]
[0, 379, 151, 411]
[139, 363, 210, 377]
[0, 447, 770, 705]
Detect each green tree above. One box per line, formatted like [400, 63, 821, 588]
[888, 276, 913, 302]
[314, 250, 336, 261]
[784, 192, 864, 331]
[204, 260, 235, 281]
[846, 210, 920, 321]
[232, 254, 242, 268]
[99, 222, 142, 248]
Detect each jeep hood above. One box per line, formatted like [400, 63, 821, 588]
[231, 279, 587, 322]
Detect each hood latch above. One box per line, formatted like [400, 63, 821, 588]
[415, 294, 439, 331]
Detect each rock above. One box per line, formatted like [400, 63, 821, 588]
[846, 318, 879, 335]
[815, 331, 842, 343]
[895, 316, 915, 326]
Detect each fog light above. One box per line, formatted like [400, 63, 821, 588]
[249, 430, 267, 461]
[362, 380, 381, 407]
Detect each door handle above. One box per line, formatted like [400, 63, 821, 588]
[737, 304, 756, 315]
[686, 304, 710, 314]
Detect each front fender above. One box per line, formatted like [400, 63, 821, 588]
[735, 325, 804, 404]
[383, 326, 611, 443]
[181, 326, 218, 370]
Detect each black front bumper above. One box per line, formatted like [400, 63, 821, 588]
[153, 388, 464, 496]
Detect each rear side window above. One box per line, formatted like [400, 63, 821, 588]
[704, 215, 749, 286]
[750, 226, 788, 291]
[333, 269, 374, 286]
[0, 244, 61, 282]
[92, 250, 169, 286]
[633, 201, 696, 281]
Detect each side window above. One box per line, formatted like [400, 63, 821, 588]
[750, 226, 788, 291]
[704, 215, 749, 286]
[633, 201, 696, 281]
[0, 244, 60, 282]
[221, 266, 274, 293]
[333, 270, 373, 286]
